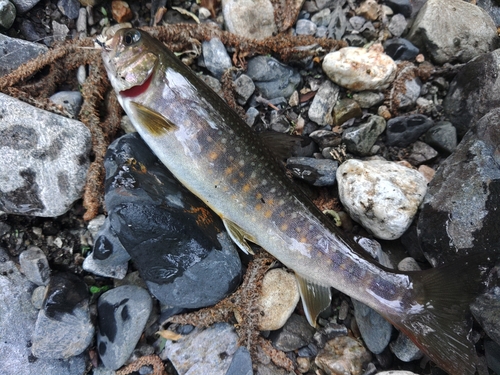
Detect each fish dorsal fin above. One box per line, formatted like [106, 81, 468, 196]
[129, 101, 177, 136]
[222, 218, 257, 255]
[296, 274, 331, 328]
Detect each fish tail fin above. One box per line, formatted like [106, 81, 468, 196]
[392, 254, 496, 375]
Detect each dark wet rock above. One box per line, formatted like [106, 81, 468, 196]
[161, 323, 241, 375]
[424, 121, 457, 154]
[0, 0, 16, 29]
[19, 246, 50, 285]
[246, 55, 301, 99]
[308, 80, 340, 126]
[0, 93, 91, 217]
[101, 133, 242, 308]
[407, 141, 438, 166]
[407, 0, 497, 64]
[471, 288, 500, 345]
[443, 49, 500, 139]
[270, 314, 315, 352]
[225, 346, 253, 375]
[0, 248, 86, 374]
[382, 0, 412, 17]
[384, 38, 419, 61]
[49, 91, 83, 119]
[83, 217, 130, 279]
[0, 34, 48, 76]
[202, 37, 232, 79]
[477, 0, 500, 26]
[333, 98, 363, 126]
[386, 114, 434, 147]
[390, 332, 423, 362]
[485, 339, 500, 374]
[342, 114, 386, 156]
[394, 76, 421, 110]
[352, 299, 392, 355]
[309, 129, 342, 149]
[57, 0, 80, 19]
[10, 0, 40, 13]
[286, 157, 338, 186]
[233, 74, 255, 105]
[417, 109, 500, 265]
[352, 91, 385, 109]
[32, 273, 94, 359]
[97, 285, 153, 370]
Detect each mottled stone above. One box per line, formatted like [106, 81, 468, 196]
[19, 246, 50, 286]
[323, 45, 397, 91]
[352, 91, 385, 108]
[202, 38, 232, 79]
[0, 93, 91, 217]
[333, 98, 363, 126]
[315, 336, 372, 375]
[471, 288, 500, 345]
[286, 157, 339, 186]
[257, 269, 300, 331]
[97, 285, 152, 370]
[270, 314, 315, 351]
[407, 141, 438, 166]
[49, 91, 83, 119]
[308, 80, 340, 126]
[0, 0, 16, 29]
[234, 74, 255, 105]
[0, 34, 48, 76]
[337, 159, 427, 240]
[342, 115, 386, 156]
[390, 332, 423, 362]
[10, 0, 40, 13]
[386, 114, 434, 147]
[222, 0, 277, 40]
[424, 121, 457, 154]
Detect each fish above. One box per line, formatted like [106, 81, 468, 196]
[100, 28, 496, 375]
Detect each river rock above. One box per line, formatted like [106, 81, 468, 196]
[417, 108, 500, 265]
[322, 45, 397, 91]
[443, 49, 500, 139]
[270, 314, 315, 352]
[225, 347, 253, 375]
[10, 0, 40, 13]
[222, 0, 277, 40]
[407, 0, 497, 64]
[384, 38, 420, 61]
[19, 246, 50, 285]
[0, 93, 91, 217]
[471, 288, 500, 346]
[0, 0, 16, 29]
[337, 159, 428, 240]
[352, 91, 385, 108]
[49, 91, 83, 119]
[257, 268, 300, 331]
[286, 157, 339, 186]
[424, 121, 457, 154]
[315, 336, 371, 375]
[308, 80, 340, 126]
[31, 273, 94, 359]
[385, 114, 434, 147]
[97, 285, 153, 370]
[342, 114, 386, 156]
[202, 38, 232, 79]
[352, 299, 392, 355]
[102, 133, 242, 309]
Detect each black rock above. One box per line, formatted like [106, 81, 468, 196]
[270, 314, 315, 352]
[225, 346, 253, 375]
[286, 157, 338, 186]
[417, 109, 500, 265]
[382, 0, 412, 17]
[103, 133, 242, 309]
[471, 289, 500, 345]
[384, 38, 419, 61]
[386, 114, 434, 147]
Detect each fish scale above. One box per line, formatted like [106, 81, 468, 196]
[101, 28, 496, 375]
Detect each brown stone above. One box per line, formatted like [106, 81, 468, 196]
[111, 1, 133, 23]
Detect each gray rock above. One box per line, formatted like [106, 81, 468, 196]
[407, 141, 438, 166]
[328, 0, 348, 39]
[222, 0, 277, 40]
[0, 93, 91, 217]
[0, 0, 16, 29]
[83, 217, 130, 279]
[386, 114, 434, 147]
[333, 98, 363, 126]
[417, 108, 500, 265]
[49, 91, 83, 119]
[352, 91, 385, 109]
[19, 246, 50, 286]
[0, 248, 87, 375]
[270, 314, 315, 352]
[383, 0, 412, 17]
[10, 0, 39, 13]
[471, 288, 500, 345]
[311, 8, 331, 27]
[485, 339, 500, 375]
[97, 285, 153, 370]
[308, 80, 340, 126]
[234, 74, 255, 105]
[286, 157, 338, 186]
[32, 273, 94, 359]
[477, 0, 500, 26]
[31, 285, 46, 309]
[388, 13, 407, 37]
[342, 115, 386, 156]
[352, 299, 392, 354]
[225, 347, 253, 375]
[246, 56, 301, 99]
[390, 332, 423, 362]
[309, 129, 341, 149]
[424, 121, 457, 154]
[245, 107, 259, 126]
[296, 19, 317, 35]
[384, 38, 420, 61]
[443, 49, 500, 139]
[0, 34, 48, 76]
[162, 323, 240, 375]
[202, 38, 232, 79]
[57, 0, 80, 19]
[407, 0, 497, 64]
[395, 77, 421, 110]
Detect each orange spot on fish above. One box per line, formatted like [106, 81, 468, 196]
[208, 151, 218, 161]
[300, 237, 307, 243]
[280, 223, 288, 231]
[256, 192, 263, 200]
[255, 204, 262, 211]
[225, 167, 233, 175]
[264, 210, 272, 219]
[242, 184, 251, 193]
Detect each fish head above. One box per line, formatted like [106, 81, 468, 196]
[99, 28, 159, 97]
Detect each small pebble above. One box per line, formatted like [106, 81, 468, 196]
[111, 0, 133, 23]
[286, 157, 339, 186]
[202, 38, 232, 79]
[0, 0, 16, 29]
[296, 19, 317, 35]
[19, 246, 50, 286]
[315, 336, 372, 375]
[386, 114, 434, 147]
[308, 80, 340, 126]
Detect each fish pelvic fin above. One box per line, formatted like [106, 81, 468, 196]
[222, 218, 257, 255]
[392, 254, 496, 375]
[296, 274, 331, 328]
[129, 101, 177, 136]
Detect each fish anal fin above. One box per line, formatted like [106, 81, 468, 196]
[129, 101, 177, 136]
[296, 274, 331, 328]
[222, 219, 257, 255]
[389, 253, 496, 375]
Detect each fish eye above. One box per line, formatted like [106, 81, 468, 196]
[123, 30, 141, 46]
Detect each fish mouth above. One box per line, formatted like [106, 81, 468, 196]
[119, 69, 154, 98]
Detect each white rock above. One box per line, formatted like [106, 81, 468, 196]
[222, 0, 277, 40]
[407, 0, 497, 64]
[336, 159, 428, 240]
[257, 268, 300, 331]
[322, 45, 397, 91]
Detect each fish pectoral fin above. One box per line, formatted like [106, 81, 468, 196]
[222, 219, 256, 255]
[296, 274, 331, 328]
[129, 101, 177, 136]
